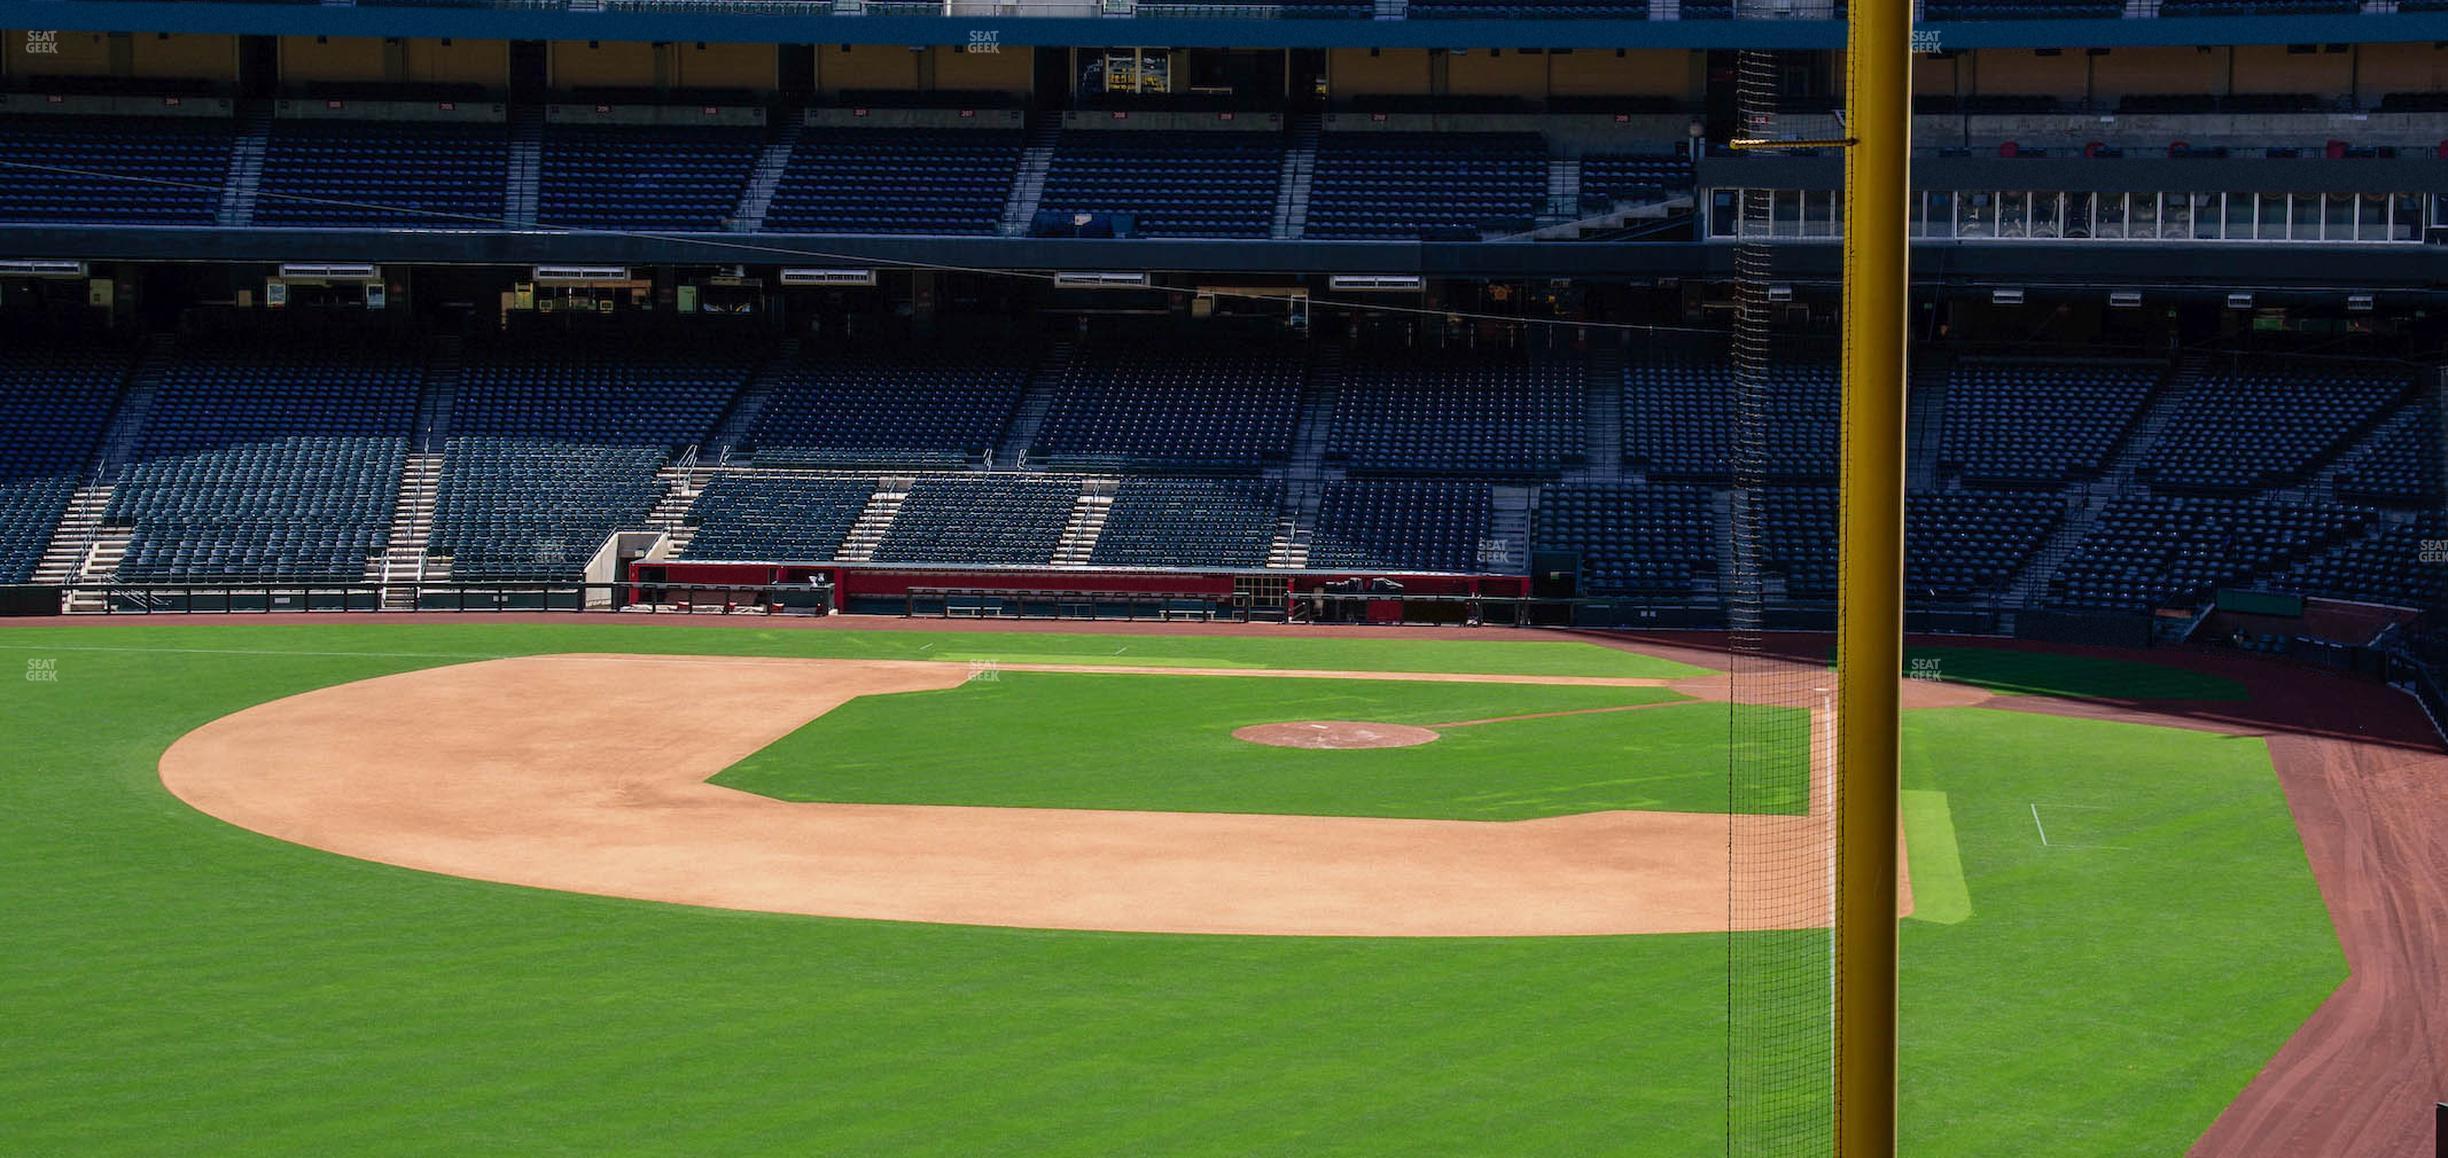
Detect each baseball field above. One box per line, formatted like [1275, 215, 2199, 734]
[0, 618, 2413, 1153]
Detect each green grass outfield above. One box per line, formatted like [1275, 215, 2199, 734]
[0, 623, 2336, 1154]
[0, 620, 1707, 678]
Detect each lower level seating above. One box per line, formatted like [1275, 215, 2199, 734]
[1534, 482, 1715, 596]
[430, 438, 666, 579]
[1307, 480, 1493, 572]
[1908, 491, 2066, 600]
[869, 475, 1079, 566]
[115, 438, 404, 583]
[1090, 478, 1283, 568]
[679, 473, 877, 561]
[1744, 488, 2067, 601]
[2272, 515, 2448, 608]
[0, 345, 124, 583]
[749, 347, 1031, 470]
[2335, 406, 2443, 507]
[107, 346, 417, 584]
[2050, 494, 2374, 610]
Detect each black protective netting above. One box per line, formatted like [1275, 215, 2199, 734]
[1723, 45, 1840, 1157]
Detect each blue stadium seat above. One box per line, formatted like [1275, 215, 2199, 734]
[431, 335, 757, 579]
[869, 475, 1079, 566]
[1939, 359, 2158, 486]
[764, 127, 1022, 235]
[1308, 479, 1493, 572]
[2143, 363, 2412, 492]
[537, 122, 762, 231]
[747, 345, 1030, 470]
[1038, 131, 1284, 240]
[256, 119, 510, 228]
[1033, 341, 1302, 471]
[0, 344, 126, 583]
[1534, 481, 1715, 596]
[1090, 478, 1284, 568]
[109, 345, 417, 584]
[1330, 348, 1583, 476]
[0, 115, 231, 225]
[1306, 132, 1546, 241]
[678, 473, 878, 561]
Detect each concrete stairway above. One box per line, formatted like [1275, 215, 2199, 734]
[2003, 352, 2202, 608]
[1905, 352, 1951, 491]
[216, 108, 270, 228]
[372, 452, 443, 609]
[36, 335, 172, 608]
[31, 486, 113, 588]
[1583, 342, 1625, 481]
[991, 342, 1070, 470]
[1000, 119, 1060, 237]
[62, 529, 130, 613]
[1543, 157, 1582, 220]
[1051, 479, 1114, 565]
[731, 119, 804, 234]
[707, 339, 798, 463]
[1267, 345, 1342, 569]
[414, 336, 461, 452]
[645, 459, 708, 557]
[1265, 511, 1312, 569]
[1270, 114, 1320, 240]
[835, 480, 909, 563]
[507, 106, 544, 227]
[1488, 486, 1532, 573]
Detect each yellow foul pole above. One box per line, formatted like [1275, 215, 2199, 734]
[1836, 0, 1911, 1153]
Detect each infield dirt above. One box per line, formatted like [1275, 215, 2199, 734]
[160, 651, 1911, 937]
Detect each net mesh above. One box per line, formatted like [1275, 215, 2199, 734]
[1723, 44, 1840, 1158]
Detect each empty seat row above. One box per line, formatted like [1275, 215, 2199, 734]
[0, 345, 127, 582]
[108, 344, 418, 584]
[1032, 341, 1303, 470]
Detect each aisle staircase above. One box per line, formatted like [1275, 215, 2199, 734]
[371, 453, 443, 609]
[507, 107, 544, 227]
[991, 342, 1070, 469]
[836, 480, 909, 562]
[1051, 479, 1114, 565]
[216, 108, 270, 227]
[1000, 119, 1060, 236]
[1270, 114, 1320, 240]
[37, 335, 172, 610]
[2003, 352, 2202, 608]
[731, 119, 804, 234]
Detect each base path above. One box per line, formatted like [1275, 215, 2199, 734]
[160, 652, 1905, 938]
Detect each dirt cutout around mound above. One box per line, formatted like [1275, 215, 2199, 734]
[1233, 721, 1440, 749]
[160, 652, 1911, 937]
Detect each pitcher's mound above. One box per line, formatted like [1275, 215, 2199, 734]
[1234, 721, 1440, 750]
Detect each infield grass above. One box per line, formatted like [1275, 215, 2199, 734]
[715, 672, 1800, 819]
[0, 623, 2337, 1156]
